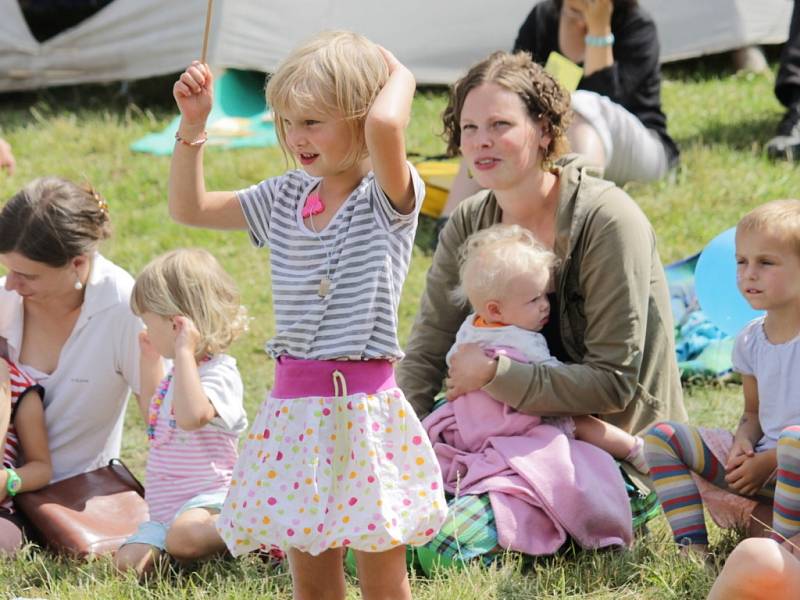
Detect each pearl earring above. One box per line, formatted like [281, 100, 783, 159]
[74, 279, 83, 291]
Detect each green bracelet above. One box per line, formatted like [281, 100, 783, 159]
[585, 33, 615, 47]
[4, 467, 21, 496]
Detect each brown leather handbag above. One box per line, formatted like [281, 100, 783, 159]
[13, 458, 149, 558]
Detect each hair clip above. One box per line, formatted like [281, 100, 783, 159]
[91, 189, 109, 216]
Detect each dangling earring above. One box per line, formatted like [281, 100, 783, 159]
[541, 157, 554, 172]
[74, 279, 83, 291]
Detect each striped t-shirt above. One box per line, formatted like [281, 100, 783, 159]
[2, 358, 43, 512]
[144, 354, 247, 523]
[238, 165, 424, 360]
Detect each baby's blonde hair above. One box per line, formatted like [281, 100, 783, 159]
[455, 224, 558, 308]
[737, 199, 800, 257]
[131, 249, 248, 358]
[267, 30, 389, 169]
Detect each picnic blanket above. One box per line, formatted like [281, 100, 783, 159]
[422, 388, 633, 557]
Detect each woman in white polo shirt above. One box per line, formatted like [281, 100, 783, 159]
[0, 177, 142, 488]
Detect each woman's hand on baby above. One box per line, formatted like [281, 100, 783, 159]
[173, 61, 214, 128]
[725, 451, 775, 496]
[445, 343, 497, 400]
[173, 316, 201, 357]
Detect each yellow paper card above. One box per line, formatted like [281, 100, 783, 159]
[544, 51, 583, 92]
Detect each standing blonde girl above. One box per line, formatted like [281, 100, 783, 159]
[169, 31, 446, 600]
[115, 249, 248, 576]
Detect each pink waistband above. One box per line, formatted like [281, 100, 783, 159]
[271, 357, 397, 399]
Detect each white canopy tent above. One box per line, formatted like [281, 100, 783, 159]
[0, 0, 793, 91]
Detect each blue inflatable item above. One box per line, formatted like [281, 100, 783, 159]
[694, 227, 764, 337]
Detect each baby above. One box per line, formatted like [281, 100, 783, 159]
[448, 223, 647, 473]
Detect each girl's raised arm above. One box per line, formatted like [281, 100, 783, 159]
[365, 48, 416, 214]
[169, 61, 248, 230]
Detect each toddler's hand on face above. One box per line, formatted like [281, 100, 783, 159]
[138, 330, 161, 364]
[173, 61, 214, 127]
[173, 316, 201, 357]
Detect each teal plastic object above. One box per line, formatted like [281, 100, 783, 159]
[131, 69, 277, 156]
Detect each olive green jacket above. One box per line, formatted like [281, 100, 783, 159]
[397, 155, 687, 437]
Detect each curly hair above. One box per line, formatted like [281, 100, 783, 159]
[267, 30, 389, 169]
[454, 223, 558, 308]
[131, 249, 248, 358]
[442, 51, 571, 163]
[0, 176, 111, 267]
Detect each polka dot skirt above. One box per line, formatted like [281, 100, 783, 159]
[217, 388, 448, 556]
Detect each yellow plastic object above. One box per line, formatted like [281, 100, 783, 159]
[544, 51, 583, 92]
[415, 159, 460, 218]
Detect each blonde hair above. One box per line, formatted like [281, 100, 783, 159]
[737, 199, 800, 257]
[131, 249, 248, 358]
[455, 224, 558, 307]
[267, 30, 389, 168]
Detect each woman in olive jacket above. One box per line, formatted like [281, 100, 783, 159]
[397, 52, 686, 466]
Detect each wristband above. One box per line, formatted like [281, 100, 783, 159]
[585, 33, 615, 47]
[175, 130, 208, 147]
[4, 467, 21, 496]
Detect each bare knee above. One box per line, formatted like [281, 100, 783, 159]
[165, 514, 224, 562]
[354, 547, 411, 600]
[289, 547, 346, 600]
[567, 114, 606, 168]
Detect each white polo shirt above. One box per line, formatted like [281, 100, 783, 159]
[0, 253, 142, 482]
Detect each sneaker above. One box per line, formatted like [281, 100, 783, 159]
[766, 105, 800, 161]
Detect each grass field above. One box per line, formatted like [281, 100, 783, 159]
[0, 52, 798, 598]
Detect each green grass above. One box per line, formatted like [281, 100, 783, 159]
[0, 56, 798, 598]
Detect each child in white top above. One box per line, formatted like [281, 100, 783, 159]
[449, 224, 647, 472]
[168, 31, 446, 600]
[646, 199, 800, 555]
[115, 249, 248, 577]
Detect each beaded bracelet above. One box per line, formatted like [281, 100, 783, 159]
[174, 130, 208, 147]
[585, 33, 615, 47]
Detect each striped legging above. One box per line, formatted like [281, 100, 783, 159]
[645, 422, 800, 545]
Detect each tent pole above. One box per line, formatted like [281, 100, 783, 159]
[201, 0, 213, 64]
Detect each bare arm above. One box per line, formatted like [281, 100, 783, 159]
[170, 317, 215, 431]
[365, 48, 416, 214]
[0, 361, 9, 453]
[169, 61, 247, 229]
[0, 389, 52, 500]
[726, 375, 763, 463]
[577, 0, 615, 77]
[137, 331, 165, 422]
